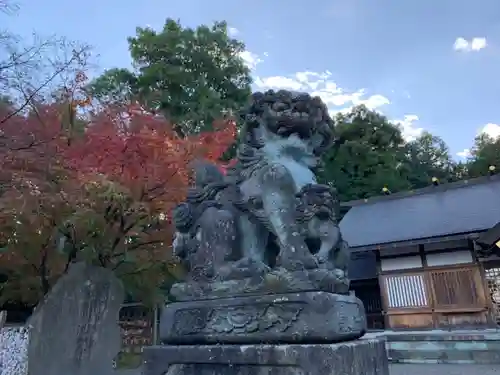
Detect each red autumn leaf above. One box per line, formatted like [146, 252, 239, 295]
[0, 101, 236, 305]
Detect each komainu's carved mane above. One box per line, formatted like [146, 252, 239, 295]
[295, 183, 338, 224]
[226, 90, 335, 183]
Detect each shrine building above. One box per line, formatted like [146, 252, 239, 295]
[341, 174, 500, 330]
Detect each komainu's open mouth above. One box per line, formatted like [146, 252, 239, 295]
[241, 89, 335, 155]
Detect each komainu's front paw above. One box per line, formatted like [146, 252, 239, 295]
[315, 253, 329, 264]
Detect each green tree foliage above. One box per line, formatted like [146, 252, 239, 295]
[321, 106, 461, 201]
[321, 105, 411, 201]
[465, 133, 500, 178]
[403, 131, 457, 189]
[88, 19, 252, 136]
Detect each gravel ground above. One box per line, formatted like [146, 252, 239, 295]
[116, 364, 500, 375]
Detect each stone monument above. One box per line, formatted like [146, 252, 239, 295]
[27, 262, 123, 375]
[143, 90, 389, 375]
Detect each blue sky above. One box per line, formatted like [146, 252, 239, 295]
[3, 0, 500, 158]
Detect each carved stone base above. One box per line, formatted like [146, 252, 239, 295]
[160, 291, 366, 345]
[143, 338, 389, 375]
[170, 268, 349, 302]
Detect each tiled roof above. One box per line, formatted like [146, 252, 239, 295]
[339, 176, 500, 249]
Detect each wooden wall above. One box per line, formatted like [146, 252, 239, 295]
[380, 264, 490, 329]
[377, 243, 493, 330]
[350, 279, 384, 330]
[119, 303, 156, 353]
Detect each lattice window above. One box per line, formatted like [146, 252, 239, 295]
[430, 268, 479, 308]
[384, 274, 429, 308]
[352, 285, 382, 314]
[119, 303, 154, 354]
[484, 266, 500, 325]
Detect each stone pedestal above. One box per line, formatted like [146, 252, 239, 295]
[142, 338, 389, 375]
[148, 284, 387, 374]
[160, 291, 366, 344]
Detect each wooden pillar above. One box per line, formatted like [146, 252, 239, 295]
[419, 244, 436, 327]
[375, 249, 390, 330]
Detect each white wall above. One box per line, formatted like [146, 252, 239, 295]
[426, 250, 473, 267]
[380, 250, 474, 271]
[380, 255, 423, 272]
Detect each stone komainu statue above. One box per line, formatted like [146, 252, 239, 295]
[172, 89, 350, 293]
[154, 90, 369, 355]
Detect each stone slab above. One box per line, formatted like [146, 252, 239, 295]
[142, 338, 389, 375]
[384, 331, 500, 342]
[160, 291, 366, 345]
[27, 262, 123, 375]
[387, 338, 500, 364]
[170, 268, 349, 301]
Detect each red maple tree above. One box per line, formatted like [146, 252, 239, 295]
[0, 99, 236, 305]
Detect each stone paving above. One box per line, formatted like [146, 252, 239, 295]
[116, 364, 500, 375]
[390, 364, 500, 375]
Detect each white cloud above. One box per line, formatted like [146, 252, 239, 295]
[239, 50, 263, 70]
[471, 37, 487, 51]
[456, 123, 500, 158]
[228, 26, 239, 37]
[453, 37, 469, 51]
[453, 37, 487, 52]
[254, 76, 303, 91]
[481, 123, 500, 139]
[254, 70, 391, 114]
[355, 94, 391, 110]
[392, 115, 424, 141]
[457, 148, 471, 158]
[245, 51, 424, 141]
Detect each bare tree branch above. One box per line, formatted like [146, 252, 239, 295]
[0, 49, 82, 124]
